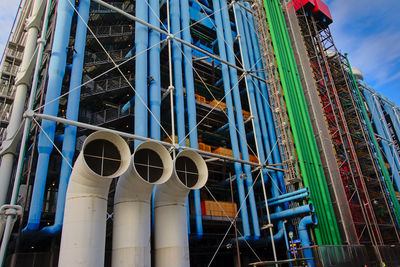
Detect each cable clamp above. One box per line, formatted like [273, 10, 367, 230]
[24, 109, 34, 118]
[37, 38, 46, 45]
[0, 205, 23, 223]
[261, 224, 273, 231]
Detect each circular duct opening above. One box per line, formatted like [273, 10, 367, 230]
[134, 148, 164, 183]
[175, 156, 199, 188]
[84, 139, 121, 176]
[311, 214, 318, 225]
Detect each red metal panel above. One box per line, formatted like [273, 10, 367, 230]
[312, 0, 333, 25]
[290, 0, 316, 12]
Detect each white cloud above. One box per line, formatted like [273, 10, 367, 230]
[327, 0, 400, 103]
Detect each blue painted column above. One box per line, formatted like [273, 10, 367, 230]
[170, 0, 186, 146]
[299, 215, 318, 267]
[23, 0, 75, 232]
[134, 0, 149, 147]
[363, 88, 400, 191]
[180, 0, 204, 236]
[212, 0, 251, 238]
[219, 0, 261, 239]
[41, 0, 91, 234]
[244, 4, 286, 192]
[149, 0, 161, 140]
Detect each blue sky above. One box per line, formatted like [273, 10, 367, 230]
[325, 0, 400, 105]
[0, 0, 399, 104]
[0, 0, 20, 57]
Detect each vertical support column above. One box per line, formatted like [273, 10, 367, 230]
[180, 0, 203, 237]
[23, 0, 76, 232]
[42, 0, 91, 234]
[134, 0, 149, 147]
[212, 0, 251, 238]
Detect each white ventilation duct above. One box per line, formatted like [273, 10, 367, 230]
[112, 141, 173, 267]
[58, 131, 131, 267]
[154, 149, 208, 267]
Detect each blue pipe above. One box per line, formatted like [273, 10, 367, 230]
[269, 204, 314, 221]
[189, 0, 213, 14]
[268, 188, 308, 203]
[243, 4, 286, 192]
[373, 96, 400, 174]
[181, 0, 203, 237]
[235, 3, 281, 238]
[54, 134, 64, 144]
[124, 45, 136, 58]
[214, 122, 230, 134]
[236, 220, 286, 245]
[383, 102, 400, 143]
[266, 220, 285, 242]
[298, 215, 318, 267]
[170, 0, 186, 147]
[240, 6, 274, 166]
[212, 0, 251, 238]
[149, 0, 161, 140]
[219, 0, 261, 239]
[134, 0, 149, 148]
[383, 103, 400, 145]
[372, 99, 400, 173]
[149, 0, 161, 234]
[214, 78, 223, 87]
[240, 5, 285, 204]
[363, 89, 400, 191]
[23, 0, 75, 233]
[41, 0, 90, 234]
[268, 192, 309, 206]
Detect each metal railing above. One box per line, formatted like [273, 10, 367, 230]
[81, 74, 134, 97]
[303, 245, 370, 267]
[80, 104, 132, 126]
[87, 24, 133, 38]
[90, 2, 134, 13]
[84, 48, 131, 66]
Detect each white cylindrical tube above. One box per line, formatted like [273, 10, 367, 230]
[112, 141, 173, 267]
[58, 131, 131, 267]
[154, 150, 208, 267]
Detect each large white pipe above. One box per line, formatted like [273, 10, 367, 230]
[112, 141, 173, 267]
[154, 149, 208, 267]
[0, 0, 45, 206]
[58, 131, 131, 267]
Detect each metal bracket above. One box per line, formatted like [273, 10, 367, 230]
[0, 205, 23, 224]
[261, 224, 273, 231]
[161, 85, 175, 101]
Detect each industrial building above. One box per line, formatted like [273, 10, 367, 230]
[0, 0, 399, 266]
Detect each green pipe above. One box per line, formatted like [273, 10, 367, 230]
[263, 0, 341, 244]
[345, 53, 400, 223]
[275, 0, 340, 244]
[274, 2, 339, 243]
[263, 0, 327, 243]
[267, 0, 333, 244]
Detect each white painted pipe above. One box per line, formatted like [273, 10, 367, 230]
[154, 149, 208, 267]
[112, 141, 173, 267]
[0, 0, 45, 206]
[58, 131, 131, 267]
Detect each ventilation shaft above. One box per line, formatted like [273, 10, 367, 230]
[112, 141, 173, 267]
[154, 149, 208, 267]
[58, 131, 131, 267]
